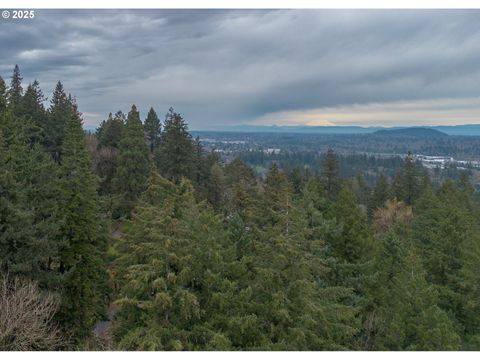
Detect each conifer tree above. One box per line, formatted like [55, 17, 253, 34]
[321, 183, 378, 347]
[0, 76, 7, 115]
[248, 164, 358, 350]
[192, 137, 206, 185]
[456, 226, 480, 348]
[369, 173, 390, 215]
[403, 153, 419, 205]
[373, 235, 460, 350]
[144, 107, 161, 153]
[322, 149, 341, 200]
[352, 173, 370, 206]
[224, 158, 258, 225]
[155, 108, 195, 182]
[19, 80, 47, 144]
[96, 111, 124, 149]
[56, 104, 109, 338]
[327, 185, 375, 267]
[112, 105, 150, 217]
[20, 81, 46, 121]
[206, 162, 226, 213]
[95, 112, 125, 195]
[45, 82, 74, 161]
[392, 171, 405, 201]
[7, 65, 23, 115]
[0, 124, 36, 275]
[115, 172, 242, 350]
[412, 179, 480, 347]
[0, 111, 60, 282]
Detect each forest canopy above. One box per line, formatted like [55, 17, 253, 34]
[1, 66, 480, 350]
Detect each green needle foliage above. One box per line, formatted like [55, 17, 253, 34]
[113, 105, 150, 217]
[55, 101, 109, 339]
[155, 108, 195, 182]
[144, 107, 161, 153]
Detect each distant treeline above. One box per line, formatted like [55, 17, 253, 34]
[237, 150, 473, 188]
[195, 131, 480, 160]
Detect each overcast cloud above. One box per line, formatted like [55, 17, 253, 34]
[1, 9, 480, 129]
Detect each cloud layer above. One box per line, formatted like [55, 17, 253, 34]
[1, 9, 480, 128]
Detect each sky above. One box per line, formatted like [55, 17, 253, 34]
[1, 9, 480, 129]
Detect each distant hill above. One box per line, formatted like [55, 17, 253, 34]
[432, 124, 480, 136]
[373, 127, 448, 137]
[203, 124, 480, 136]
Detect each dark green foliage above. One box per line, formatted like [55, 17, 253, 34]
[392, 171, 406, 201]
[144, 107, 161, 153]
[0, 76, 7, 114]
[373, 233, 460, 350]
[114, 166, 359, 350]
[95, 112, 125, 195]
[327, 185, 375, 266]
[113, 105, 150, 217]
[369, 173, 390, 216]
[18, 80, 47, 144]
[224, 158, 258, 225]
[7, 65, 23, 116]
[403, 153, 420, 205]
[155, 108, 195, 182]
[56, 105, 109, 338]
[115, 172, 242, 350]
[245, 164, 358, 350]
[411, 178, 480, 346]
[0, 127, 37, 275]
[322, 149, 341, 200]
[3, 67, 480, 350]
[97, 111, 124, 148]
[0, 111, 60, 283]
[206, 162, 226, 213]
[45, 82, 74, 161]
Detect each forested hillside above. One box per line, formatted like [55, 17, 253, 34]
[1, 66, 480, 350]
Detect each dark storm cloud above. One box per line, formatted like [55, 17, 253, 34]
[1, 9, 480, 128]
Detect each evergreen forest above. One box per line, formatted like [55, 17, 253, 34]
[1, 66, 480, 351]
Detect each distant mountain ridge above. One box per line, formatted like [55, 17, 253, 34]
[86, 122, 480, 136]
[373, 127, 448, 137]
[201, 124, 480, 136]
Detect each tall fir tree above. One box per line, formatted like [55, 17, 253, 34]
[403, 153, 419, 205]
[113, 105, 150, 217]
[0, 116, 36, 275]
[322, 149, 341, 200]
[19, 80, 47, 144]
[0, 110, 60, 283]
[155, 107, 195, 182]
[56, 103, 109, 339]
[206, 162, 226, 213]
[224, 158, 259, 226]
[327, 185, 375, 269]
[95, 112, 125, 195]
[46, 81, 74, 161]
[96, 111, 124, 149]
[7, 65, 23, 116]
[144, 107, 161, 153]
